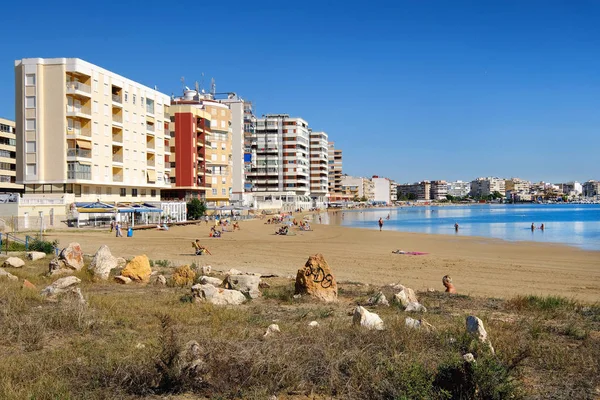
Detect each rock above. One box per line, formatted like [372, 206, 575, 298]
[0, 267, 18, 281]
[264, 324, 281, 337]
[353, 306, 384, 330]
[463, 353, 476, 363]
[223, 274, 261, 299]
[259, 281, 271, 289]
[156, 275, 167, 285]
[191, 284, 246, 305]
[226, 268, 243, 275]
[405, 302, 427, 312]
[427, 287, 436, 292]
[135, 343, 146, 349]
[66, 287, 86, 305]
[172, 265, 196, 287]
[308, 320, 319, 328]
[89, 245, 119, 280]
[115, 257, 127, 267]
[388, 283, 406, 291]
[294, 254, 338, 302]
[405, 317, 435, 332]
[3, 257, 24, 268]
[199, 276, 222, 286]
[41, 276, 81, 297]
[466, 315, 495, 354]
[443, 275, 457, 294]
[121, 255, 152, 282]
[201, 265, 212, 275]
[114, 276, 132, 284]
[59, 242, 84, 271]
[367, 291, 390, 306]
[393, 287, 418, 307]
[23, 279, 37, 290]
[293, 294, 301, 300]
[27, 251, 46, 261]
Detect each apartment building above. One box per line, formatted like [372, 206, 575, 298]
[242, 101, 255, 195]
[430, 180, 448, 200]
[249, 115, 311, 198]
[397, 181, 430, 201]
[447, 181, 470, 197]
[14, 58, 170, 202]
[0, 118, 22, 193]
[372, 176, 391, 204]
[309, 130, 329, 207]
[389, 180, 398, 203]
[469, 177, 506, 197]
[561, 181, 582, 196]
[505, 178, 531, 193]
[327, 142, 343, 200]
[218, 94, 247, 204]
[583, 180, 599, 198]
[340, 175, 364, 199]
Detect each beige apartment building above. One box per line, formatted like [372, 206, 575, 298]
[309, 130, 329, 207]
[328, 142, 343, 200]
[0, 118, 22, 193]
[14, 58, 171, 203]
[204, 101, 232, 205]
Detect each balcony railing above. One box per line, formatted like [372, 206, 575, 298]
[146, 124, 155, 132]
[112, 94, 122, 103]
[113, 174, 123, 182]
[66, 81, 91, 94]
[66, 105, 91, 116]
[66, 127, 92, 137]
[146, 142, 155, 150]
[112, 154, 123, 163]
[112, 114, 123, 123]
[67, 171, 91, 180]
[112, 134, 123, 143]
[146, 105, 155, 115]
[67, 148, 91, 158]
[147, 158, 155, 167]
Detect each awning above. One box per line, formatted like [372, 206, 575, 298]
[147, 170, 157, 182]
[76, 140, 92, 149]
[76, 201, 116, 213]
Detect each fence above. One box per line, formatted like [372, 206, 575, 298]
[0, 232, 60, 255]
[0, 215, 59, 233]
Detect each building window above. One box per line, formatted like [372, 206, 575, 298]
[25, 96, 36, 108]
[212, 188, 217, 195]
[104, 104, 109, 116]
[26, 164, 36, 175]
[106, 187, 112, 195]
[120, 188, 126, 197]
[133, 94, 136, 105]
[93, 79, 98, 92]
[25, 74, 36, 86]
[132, 188, 138, 197]
[103, 83, 109, 94]
[93, 122, 99, 135]
[141, 189, 147, 196]
[221, 188, 226, 195]
[93, 101, 99, 113]
[95, 186, 101, 195]
[151, 189, 156, 197]
[25, 141, 36, 153]
[124, 92, 128, 102]
[25, 119, 36, 131]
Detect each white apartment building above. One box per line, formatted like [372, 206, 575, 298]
[15, 58, 171, 203]
[249, 115, 311, 200]
[372, 176, 391, 204]
[562, 181, 582, 196]
[469, 177, 506, 197]
[218, 93, 246, 204]
[309, 130, 329, 207]
[0, 118, 23, 193]
[447, 181, 470, 197]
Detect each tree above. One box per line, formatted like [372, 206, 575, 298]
[492, 191, 503, 200]
[186, 198, 207, 220]
[360, 196, 368, 202]
[446, 194, 455, 202]
[407, 193, 417, 201]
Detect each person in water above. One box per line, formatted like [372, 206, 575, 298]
[454, 222, 459, 232]
[540, 223, 545, 231]
[531, 223, 535, 232]
[378, 217, 383, 231]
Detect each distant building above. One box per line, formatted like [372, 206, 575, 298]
[562, 181, 582, 196]
[340, 175, 364, 199]
[0, 118, 22, 193]
[309, 130, 329, 207]
[583, 180, 599, 198]
[447, 181, 470, 197]
[470, 177, 505, 197]
[372, 176, 391, 204]
[397, 181, 430, 201]
[430, 180, 448, 200]
[389, 180, 398, 202]
[505, 178, 531, 193]
[328, 142, 343, 200]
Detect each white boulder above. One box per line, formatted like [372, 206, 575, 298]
[191, 284, 246, 305]
[264, 324, 281, 337]
[393, 287, 418, 307]
[466, 315, 495, 354]
[308, 321, 319, 328]
[223, 274, 261, 299]
[27, 251, 47, 261]
[201, 265, 212, 275]
[199, 276, 223, 286]
[3, 257, 24, 268]
[89, 245, 119, 280]
[367, 291, 390, 306]
[41, 276, 81, 297]
[0, 267, 18, 281]
[405, 301, 427, 312]
[353, 306, 384, 330]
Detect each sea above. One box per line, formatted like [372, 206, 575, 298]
[324, 204, 600, 251]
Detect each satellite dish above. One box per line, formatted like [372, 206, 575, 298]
[185, 86, 190, 91]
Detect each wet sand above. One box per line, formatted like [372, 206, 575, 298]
[47, 216, 600, 302]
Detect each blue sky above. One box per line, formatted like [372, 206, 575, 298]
[1, 0, 598, 183]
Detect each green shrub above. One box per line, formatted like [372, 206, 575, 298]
[29, 238, 59, 255]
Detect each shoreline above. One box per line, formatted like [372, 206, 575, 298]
[45, 216, 600, 302]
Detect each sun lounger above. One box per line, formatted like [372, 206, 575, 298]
[392, 250, 428, 255]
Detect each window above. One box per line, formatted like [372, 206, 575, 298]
[221, 109, 225, 116]
[133, 94, 136, 105]
[93, 143, 99, 157]
[211, 154, 217, 161]
[93, 122, 99, 135]
[24, 141, 36, 153]
[212, 188, 217, 195]
[151, 189, 156, 197]
[125, 111, 129, 122]
[25, 119, 36, 130]
[104, 82, 109, 94]
[222, 188, 226, 195]
[95, 186, 101, 195]
[104, 104, 109, 116]
[93, 101, 99, 113]
[120, 188, 126, 197]
[211, 108, 216, 115]
[25, 74, 36, 86]
[221, 142, 226, 150]
[25, 96, 36, 108]
[26, 164, 36, 175]
[104, 125, 109, 137]
[93, 79, 98, 92]
[141, 189, 147, 196]
[132, 188, 138, 197]
[104, 166, 109, 180]
[221, 154, 226, 162]
[124, 92, 128, 102]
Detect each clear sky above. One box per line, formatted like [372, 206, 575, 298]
[1, 0, 598, 184]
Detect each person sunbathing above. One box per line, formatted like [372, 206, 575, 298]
[233, 221, 240, 230]
[193, 239, 212, 255]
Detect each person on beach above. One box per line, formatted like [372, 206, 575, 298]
[110, 220, 115, 233]
[378, 217, 383, 231]
[319, 215, 322, 224]
[205, 215, 209, 225]
[115, 222, 123, 237]
[454, 222, 459, 232]
[531, 223, 535, 232]
[540, 223, 545, 231]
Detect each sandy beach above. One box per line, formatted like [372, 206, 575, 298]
[47, 216, 600, 302]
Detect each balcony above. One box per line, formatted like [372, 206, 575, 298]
[66, 105, 92, 120]
[146, 142, 156, 152]
[112, 133, 123, 143]
[66, 127, 92, 138]
[113, 174, 123, 182]
[112, 94, 123, 107]
[67, 148, 91, 158]
[146, 124, 155, 134]
[66, 82, 91, 97]
[146, 105, 155, 115]
[67, 171, 91, 180]
[112, 154, 123, 163]
[112, 114, 123, 126]
[147, 158, 155, 167]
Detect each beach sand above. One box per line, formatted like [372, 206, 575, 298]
[46, 216, 600, 302]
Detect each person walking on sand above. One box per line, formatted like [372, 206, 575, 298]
[205, 215, 209, 225]
[378, 217, 383, 231]
[319, 215, 322, 224]
[110, 220, 115, 233]
[115, 222, 123, 237]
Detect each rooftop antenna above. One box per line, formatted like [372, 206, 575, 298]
[180, 76, 185, 92]
[210, 78, 216, 96]
[200, 72, 205, 92]
[195, 81, 199, 93]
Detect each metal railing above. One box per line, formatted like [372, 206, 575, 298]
[146, 124, 155, 132]
[67, 148, 91, 158]
[66, 81, 91, 94]
[66, 105, 91, 115]
[112, 114, 123, 123]
[112, 94, 122, 103]
[112, 154, 123, 163]
[66, 127, 92, 137]
[113, 174, 123, 182]
[67, 171, 91, 180]
[147, 158, 155, 167]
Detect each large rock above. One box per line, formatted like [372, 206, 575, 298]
[0, 267, 18, 281]
[59, 242, 84, 271]
[466, 315, 495, 354]
[223, 274, 260, 299]
[393, 287, 418, 307]
[121, 255, 152, 282]
[201, 265, 212, 275]
[41, 276, 81, 297]
[367, 291, 390, 306]
[3, 257, 24, 268]
[199, 276, 222, 286]
[89, 245, 119, 280]
[264, 324, 281, 338]
[27, 251, 46, 261]
[294, 254, 338, 302]
[405, 317, 435, 332]
[405, 302, 427, 312]
[353, 306, 384, 330]
[191, 284, 246, 305]
[172, 265, 196, 286]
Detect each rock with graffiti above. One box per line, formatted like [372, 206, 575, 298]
[294, 253, 338, 302]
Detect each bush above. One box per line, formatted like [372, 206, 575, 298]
[29, 238, 59, 255]
[186, 198, 206, 220]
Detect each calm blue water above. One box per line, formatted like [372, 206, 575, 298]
[324, 204, 600, 251]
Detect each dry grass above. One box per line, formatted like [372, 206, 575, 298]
[0, 256, 598, 399]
